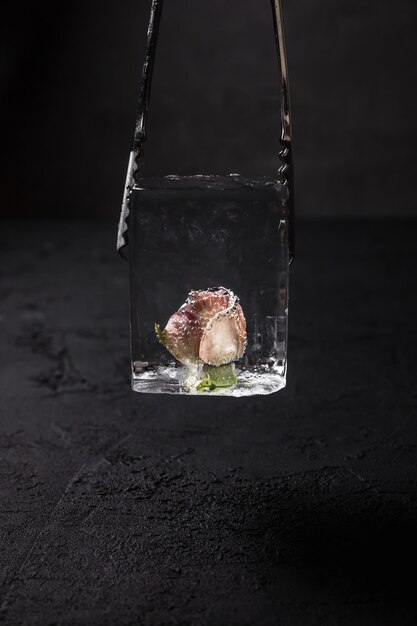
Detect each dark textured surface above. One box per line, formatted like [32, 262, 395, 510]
[1, 219, 417, 625]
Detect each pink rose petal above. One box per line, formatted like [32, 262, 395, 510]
[199, 306, 246, 366]
[162, 309, 202, 364]
[184, 290, 230, 330]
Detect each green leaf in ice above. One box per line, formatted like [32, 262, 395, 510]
[197, 363, 238, 392]
[155, 323, 167, 346]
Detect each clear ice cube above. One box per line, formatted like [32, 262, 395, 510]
[129, 175, 289, 396]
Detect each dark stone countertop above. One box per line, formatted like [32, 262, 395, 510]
[0, 219, 416, 625]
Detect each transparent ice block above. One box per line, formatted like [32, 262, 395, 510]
[129, 175, 289, 396]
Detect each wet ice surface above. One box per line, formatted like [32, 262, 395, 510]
[135, 174, 289, 195]
[132, 364, 286, 397]
[129, 175, 289, 396]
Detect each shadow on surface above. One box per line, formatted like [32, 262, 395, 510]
[290, 513, 417, 602]
[244, 479, 417, 623]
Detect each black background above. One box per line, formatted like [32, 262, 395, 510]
[2, 0, 417, 218]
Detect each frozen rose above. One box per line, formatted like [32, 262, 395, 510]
[156, 287, 246, 366]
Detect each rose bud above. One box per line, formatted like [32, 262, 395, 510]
[156, 287, 246, 367]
